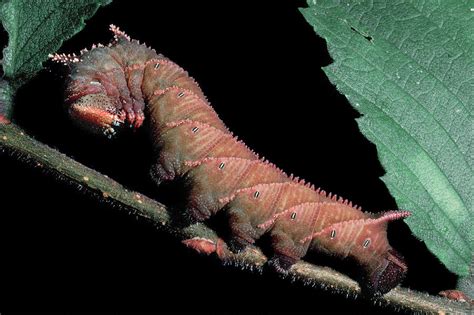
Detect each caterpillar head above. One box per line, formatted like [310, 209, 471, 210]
[68, 93, 125, 139]
[50, 24, 142, 139]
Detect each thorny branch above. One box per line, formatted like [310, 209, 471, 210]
[0, 122, 471, 314]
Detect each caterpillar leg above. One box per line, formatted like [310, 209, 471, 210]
[268, 253, 298, 274]
[132, 98, 145, 128]
[268, 231, 301, 273]
[185, 183, 222, 221]
[227, 236, 252, 253]
[122, 97, 145, 129]
[149, 157, 178, 186]
[227, 208, 257, 253]
[187, 199, 213, 222]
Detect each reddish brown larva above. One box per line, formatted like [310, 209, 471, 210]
[52, 25, 410, 295]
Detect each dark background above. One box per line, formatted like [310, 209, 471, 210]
[1, 0, 456, 312]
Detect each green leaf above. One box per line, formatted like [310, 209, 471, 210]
[301, 0, 473, 276]
[0, 0, 111, 87]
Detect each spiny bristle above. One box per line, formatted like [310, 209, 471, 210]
[296, 178, 305, 185]
[109, 24, 131, 41]
[185, 156, 256, 168]
[257, 157, 288, 177]
[125, 63, 145, 71]
[218, 195, 235, 204]
[152, 85, 187, 97]
[165, 118, 212, 129]
[49, 53, 80, 64]
[184, 160, 202, 167]
[144, 58, 169, 67]
[374, 210, 411, 224]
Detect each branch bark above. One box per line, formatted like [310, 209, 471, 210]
[0, 122, 470, 314]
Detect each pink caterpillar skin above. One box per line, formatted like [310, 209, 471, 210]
[53, 25, 410, 295]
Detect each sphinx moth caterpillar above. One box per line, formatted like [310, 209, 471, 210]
[52, 25, 410, 296]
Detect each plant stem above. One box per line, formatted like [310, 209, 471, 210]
[0, 122, 470, 314]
